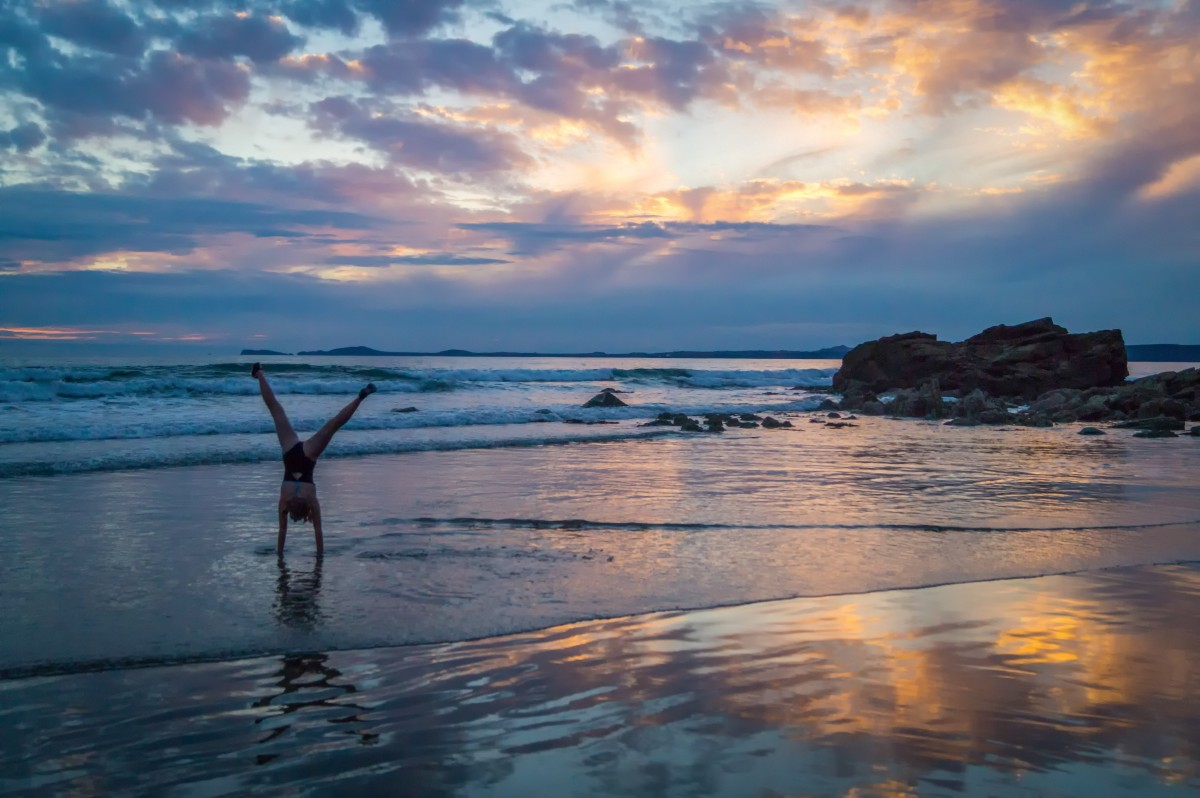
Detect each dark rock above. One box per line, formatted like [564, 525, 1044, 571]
[833, 317, 1127, 400]
[809, 418, 825, 424]
[919, 381, 947, 419]
[861, 401, 886, 415]
[1078, 427, 1105, 435]
[816, 399, 839, 411]
[1133, 429, 1178, 438]
[945, 418, 981, 426]
[739, 413, 763, 421]
[1136, 398, 1188, 420]
[1113, 416, 1185, 431]
[1075, 395, 1111, 421]
[679, 420, 703, 432]
[762, 417, 783, 429]
[1190, 426, 1200, 436]
[960, 388, 990, 419]
[827, 411, 841, 418]
[738, 421, 759, 428]
[639, 419, 675, 426]
[583, 391, 627, 408]
[977, 409, 1012, 424]
[391, 406, 419, 413]
[1019, 414, 1054, 427]
[826, 421, 857, 429]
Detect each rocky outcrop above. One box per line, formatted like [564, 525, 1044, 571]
[833, 318, 1128, 400]
[830, 319, 1200, 433]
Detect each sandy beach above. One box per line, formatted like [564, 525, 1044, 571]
[2, 358, 1199, 796]
[4, 562, 1200, 796]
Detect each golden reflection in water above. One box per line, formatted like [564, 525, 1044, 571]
[435, 564, 1200, 792]
[8, 565, 1200, 796]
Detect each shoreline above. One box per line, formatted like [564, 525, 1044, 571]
[6, 561, 1200, 796]
[6, 554, 1200, 683]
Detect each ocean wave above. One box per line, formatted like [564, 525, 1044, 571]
[0, 397, 828, 443]
[0, 427, 676, 478]
[0, 364, 836, 402]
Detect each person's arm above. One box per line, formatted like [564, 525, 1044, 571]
[277, 503, 288, 556]
[311, 499, 324, 555]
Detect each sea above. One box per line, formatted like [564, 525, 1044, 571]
[2, 353, 1199, 796]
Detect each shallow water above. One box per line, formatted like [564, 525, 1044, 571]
[3, 415, 1198, 677]
[4, 563, 1199, 797]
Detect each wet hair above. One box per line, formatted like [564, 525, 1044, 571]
[286, 496, 312, 523]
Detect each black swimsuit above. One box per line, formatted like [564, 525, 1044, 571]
[282, 442, 316, 484]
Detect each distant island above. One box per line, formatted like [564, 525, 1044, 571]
[240, 345, 853, 359]
[240, 343, 1200, 361]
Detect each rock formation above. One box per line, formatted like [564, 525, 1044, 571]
[831, 319, 1200, 431]
[833, 318, 1127, 400]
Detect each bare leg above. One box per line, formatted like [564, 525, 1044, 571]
[255, 366, 301, 452]
[303, 384, 374, 460]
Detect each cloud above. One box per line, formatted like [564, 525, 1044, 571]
[178, 12, 303, 64]
[0, 187, 376, 263]
[311, 96, 532, 175]
[356, 0, 466, 38]
[35, 0, 145, 58]
[281, 0, 359, 34]
[321, 253, 509, 266]
[0, 122, 44, 152]
[459, 220, 674, 254]
[18, 49, 251, 128]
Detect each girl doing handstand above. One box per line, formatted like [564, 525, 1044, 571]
[253, 363, 375, 555]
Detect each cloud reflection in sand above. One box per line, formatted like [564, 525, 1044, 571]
[7, 564, 1200, 796]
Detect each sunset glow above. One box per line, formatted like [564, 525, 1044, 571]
[1, 0, 1196, 350]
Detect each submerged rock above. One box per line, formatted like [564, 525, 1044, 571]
[1133, 429, 1178, 438]
[1078, 427, 1106, 435]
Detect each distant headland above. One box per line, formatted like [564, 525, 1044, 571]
[240, 345, 855, 359]
[240, 343, 1200, 361]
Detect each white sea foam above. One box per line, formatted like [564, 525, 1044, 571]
[0, 364, 837, 402]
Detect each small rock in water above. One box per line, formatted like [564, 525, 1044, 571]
[1191, 426, 1200, 436]
[1133, 429, 1178, 438]
[391, 406, 419, 413]
[1078, 427, 1105, 435]
[583, 391, 627, 408]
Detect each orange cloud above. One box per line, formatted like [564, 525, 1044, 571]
[0, 326, 159, 340]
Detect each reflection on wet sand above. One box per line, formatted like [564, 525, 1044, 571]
[4, 564, 1200, 796]
[273, 558, 324, 631]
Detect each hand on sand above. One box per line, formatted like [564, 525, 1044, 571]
[359, 383, 377, 400]
[251, 362, 262, 378]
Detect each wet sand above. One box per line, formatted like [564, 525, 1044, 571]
[4, 563, 1200, 797]
[4, 419, 1200, 677]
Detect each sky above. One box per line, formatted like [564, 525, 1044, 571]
[0, 0, 1197, 352]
